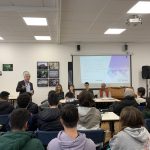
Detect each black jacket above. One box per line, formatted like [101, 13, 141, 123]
[16, 80, 34, 94]
[56, 92, 64, 100]
[0, 100, 14, 115]
[38, 108, 63, 131]
[112, 96, 138, 115]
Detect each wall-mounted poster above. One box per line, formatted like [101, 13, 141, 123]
[37, 61, 59, 87]
[49, 70, 59, 78]
[49, 79, 59, 87]
[37, 79, 48, 87]
[49, 62, 59, 70]
[3, 64, 13, 71]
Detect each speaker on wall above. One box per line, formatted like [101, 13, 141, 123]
[77, 45, 80, 51]
[124, 44, 128, 51]
[142, 66, 150, 79]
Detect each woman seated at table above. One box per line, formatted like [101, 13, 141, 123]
[55, 84, 64, 100]
[111, 88, 138, 115]
[77, 91, 101, 130]
[109, 106, 150, 150]
[136, 87, 146, 105]
[99, 83, 111, 98]
[68, 84, 75, 96]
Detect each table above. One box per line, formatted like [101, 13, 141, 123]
[101, 112, 120, 121]
[94, 98, 120, 103]
[101, 112, 120, 137]
[59, 98, 120, 104]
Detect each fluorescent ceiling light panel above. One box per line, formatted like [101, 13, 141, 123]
[127, 1, 150, 14]
[0, 37, 4, 40]
[34, 36, 51, 40]
[23, 17, 47, 26]
[104, 28, 126, 34]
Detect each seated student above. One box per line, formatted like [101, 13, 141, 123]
[17, 92, 38, 114]
[109, 106, 150, 150]
[0, 108, 44, 150]
[136, 87, 146, 105]
[99, 83, 111, 98]
[55, 84, 64, 100]
[0, 91, 14, 115]
[77, 91, 101, 130]
[111, 88, 138, 115]
[83, 82, 94, 96]
[47, 104, 96, 150]
[38, 90, 63, 131]
[68, 84, 75, 97]
[142, 98, 150, 119]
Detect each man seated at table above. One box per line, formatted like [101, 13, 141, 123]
[83, 82, 94, 97]
[99, 83, 111, 98]
[0, 108, 44, 150]
[47, 104, 96, 150]
[0, 91, 14, 115]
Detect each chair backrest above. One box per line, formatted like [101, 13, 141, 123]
[35, 130, 59, 146]
[78, 129, 105, 148]
[145, 119, 150, 132]
[0, 115, 9, 131]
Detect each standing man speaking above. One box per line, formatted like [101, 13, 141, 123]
[16, 71, 34, 95]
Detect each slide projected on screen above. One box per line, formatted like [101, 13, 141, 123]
[73, 55, 131, 88]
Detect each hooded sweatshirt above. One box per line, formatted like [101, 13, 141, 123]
[38, 108, 63, 131]
[109, 127, 150, 150]
[0, 131, 44, 150]
[47, 131, 96, 150]
[77, 107, 101, 130]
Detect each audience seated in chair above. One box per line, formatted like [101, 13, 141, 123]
[47, 104, 96, 150]
[0, 108, 44, 150]
[99, 83, 111, 98]
[77, 91, 101, 130]
[38, 90, 63, 131]
[136, 87, 146, 105]
[17, 92, 38, 114]
[111, 88, 138, 115]
[143, 98, 150, 119]
[55, 84, 64, 100]
[0, 91, 14, 115]
[109, 106, 150, 150]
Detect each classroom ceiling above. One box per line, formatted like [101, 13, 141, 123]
[0, 0, 150, 43]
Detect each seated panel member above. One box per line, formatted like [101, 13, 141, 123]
[83, 82, 94, 96]
[16, 71, 34, 95]
[55, 84, 64, 100]
[99, 83, 110, 98]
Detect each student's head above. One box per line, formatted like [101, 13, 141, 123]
[23, 71, 30, 82]
[60, 104, 79, 128]
[78, 90, 95, 107]
[69, 84, 74, 92]
[48, 90, 59, 106]
[124, 88, 135, 97]
[0, 91, 10, 100]
[120, 106, 144, 129]
[55, 84, 63, 93]
[17, 93, 31, 108]
[101, 83, 106, 90]
[137, 87, 145, 97]
[10, 108, 30, 131]
[65, 92, 75, 99]
[84, 82, 89, 90]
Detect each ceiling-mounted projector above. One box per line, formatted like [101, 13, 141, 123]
[126, 15, 142, 26]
